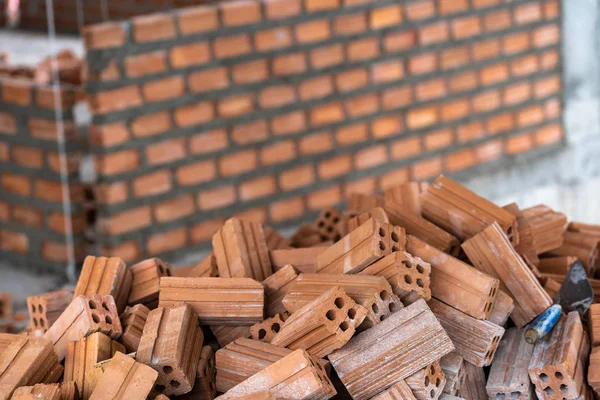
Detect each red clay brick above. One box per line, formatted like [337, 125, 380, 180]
[0, 201, 9, 221]
[146, 138, 186, 165]
[220, 149, 257, 176]
[545, 1, 559, 19]
[504, 82, 532, 105]
[503, 32, 530, 55]
[264, 0, 301, 19]
[416, 78, 446, 101]
[318, 155, 352, 180]
[336, 68, 368, 93]
[299, 131, 333, 155]
[511, 54, 539, 76]
[95, 149, 140, 176]
[154, 194, 195, 223]
[260, 85, 296, 109]
[0, 229, 28, 254]
[147, 227, 188, 255]
[441, 46, 469, 70]
[535, 123, 562, 145]
[170, 42, 210, 68]
[13, 146, 43, 168]
[457, 121, 485, 143]
[197, 186, 236, 210]
[409, 53, 437, 75]
[336, 123, 368, 145]
[232, 207, 268, 223]
[380, 168, 410, 189]
[233, 59, 269, 84]
[133, 14, 175, 42]
[407, 106, 438, 129]
[472, 89, 501, 113]
[270, 197, 304, 222]
[305, 0, 339, 11]
[419, 21, 449, 45]
[278, 164, 313, 191]
[533, 25, 560, 48]
[189, 67, 229, 93]
[345, 177, 376, 196]
[307, 186, 342, 210]
[239, 176, 277, 201]
[391, 136, 422, 160]
[311, 102, 344, 126]
[190, 218, 225, 244]
[12, 205, 42, 228]
[295, 20, 330, 43]
[0, 112, 17, 135]
[472, 0, 499, 8]
[371, 114, 402, 138]
[382, 86, 413, 110]
[255, 27, 292, 51]
[446, 149, 477, 172]
[176, 160, 216, 186]
[83, 22, 126, 49]
[406, 0, 435, 20]
[473, 39, 501, 61]
[475, 140, 503, 163]
[49, 212, 86, 234]
[102, 241, 141, 263]
[355, 145, 387, 170]
[218, 94, 254, 118]
[347, 38, 380, 62]
[484, 10, 511, 32]
[515, 3, 542, 25]
[544, 98, 561, 119]
[125, 52, 167, 78]
[189, 129, 228, 155]
[0, 142, 7, 162]
[345, 93, 379, 118]
[231, 120, 269, 145]
[441, 98, 470, 122]
[221, 0, 262, 26]
[174, 101, 214, 128]
[260, 141, 296, 166]
[95, 182, 128, 205]
[425, 129, 453, 151]
[299, 76, 334, 101]
[273, 52, 307, 76]
[310, 44, 344, 69]
[541, 50, 559, 70]
[411, 157, 442, 180]
[518, 105, 544, 127]
[370, 5, 402, 29]
[385, 30, 417, 53]
[213, 34, 252, 59]
[534, 75, 560, 98]
[178, 6, 219, 35]
[2, 80, 31, 106]
[90, 86, 143, 114]
[143, 76, 185, 103]
[131, 111, 172, 137]
[480, 63, 509, 86]
[440, 0, 468, 14]
[101, 206, 152, 235]
[487, 112, 515, 134]
[452, 16, 481, 39]
[371, 60, 404, 83]
[133, 170, 172, 197]
[334, 12, 367, 36]
[36, 180, 82, 203]
[449, 70, 478, 93]
[271, 111, 306, 136]
[506, 132, 533, 155]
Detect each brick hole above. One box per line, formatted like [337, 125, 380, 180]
[154, 384, 166, 393]
[436, 378, 441, 386]
[489, 286, 497, 297]
[404, 275, 412, 284]
[37, 304, 44, 313]
[507, 226, 513, 236]
[539, 373, 549, 382]
[560, 384, 568, 392]
[166, 268, 172, 276]
[417, 278, 424, 288]
[416, 264, 425, 274]
[378, 227, 386, 237]
[380, 291, 390, 301]
[555, 371, 564, 380]
[30, 304, 36, 314]
[170, 380, 180, 388]
[389, 302, 398, 312]
[334, 234, 342, 241]
[425, 376, 430, 386]
[102, 302, 110, 311]
[334, 297, 345, 309]
[318, 221, 325, 228]
[333, 217, 339, 223]
[89, 300, 97, 309]
[271, 323, 280, 333]
[371, 303, 379, 314]
[163, 366, 173, 374]
[92, 313, 101, 323]
[327, 226, 334, 233]
[392, 245, 399, 251]
[430, 365, 435, 375]
[510, 392, 520, 398]
[496, 394, 505, 400]
[380, 315, 386, 321]
[326, 310, 336, 321]
[40, 318, 45, 327]
[339, 321, 349, 331]
[258, 329, 267, 339]
[32, 317, 38, 327]
[105, 315, 113, 324]
[379, 241, 386, 251]
[391, 231, 399, 242]
[402, 260, 413, 269]
[430, 389, 435, 398]
[209, 381, 216, 392]
[159, 264, 165, 274]
[543, 387, 554, 396]
[348, 308, 357, 319]
[324, 211, 331, 218]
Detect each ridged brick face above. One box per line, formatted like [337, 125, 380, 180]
[84, 0, 563, 262]
[0, 79, 86, 272]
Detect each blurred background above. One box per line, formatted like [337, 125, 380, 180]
[0, 0, 597, 300]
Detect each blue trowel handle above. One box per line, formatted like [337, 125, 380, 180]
[524, 304, 562, 344]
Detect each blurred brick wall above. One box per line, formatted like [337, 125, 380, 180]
[83, 0, 563, 263]
[0, 79, 87, 273]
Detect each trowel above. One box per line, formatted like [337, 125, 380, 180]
[525, 260, 594, 344]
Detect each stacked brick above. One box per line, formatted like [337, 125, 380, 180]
[83, 0, 563, 261]
[0, 77, 87, 273]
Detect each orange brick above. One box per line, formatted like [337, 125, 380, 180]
[133, 170, 172, 197]
[472, 0, 499, 8]
[334, 12, 367, 36]
[407, 106, 438, 129]
[218, 94, 254, 118]
[146, 138, 186, 165]
[506, 133, 533, 155]
[452, 16, 481, 39]
[197, 186, 236, 210]
[533, 25, 560, 48]
[260, 85, 296, 109]
[189, 67, 229, 93]
[345, 177, 376, 196]
[348, 38, 380, 62]
[47, 152, 79, 174]
[308, 186, 342, 210]
[295, 20, 330, 43]
[305, 0, 339, 11]
[371, 60, 404, 83]
[190, 129, 228, 155]
[0, 229, 28, 254]
[449, 70, 478, 93]
[472, 89, 501, 113]
[487, 112, 515, 134]
[424, 129, 453, 151]
[484, 10, 511, 32]
[174, 101, 214, 128]
[385, 30, 417, 53]
[534, 76, 560, 98]
[420, 21, 449, 45]
[125, 51, 167, 78]
[147, 227, 188, 255]
[336, 68, 368, 93]
[170, 42, 210, 68]
[370, 5, 402, 28]
[232, 59, 269, 84]
[382, 86, 413, 110]
[480, 63, 509, 86]
[473, 39, 500, 61]
[260, 140, 297, 166]
[504, 82, 532, 105]
[2, 80, 31, 106]
[190, 218, 225, 244]
[416, 78, 446, 101]
[371, 114, 402, 138]
[12, 146, 43, 168]
[143, 76, 184, 103]
[102, 241, 141, 263]
[336, 123, 368, 145]
[345, 93, 379, 118]
[511, 54, 539, 76]
[535, 124, 562, 146]
[176, 160, 216, 186]
[541, 50, 559, 70]
[100, 206, 152, 235]
[311, 102, 344, 126]
[90, 86, 143, 114]
[299, 131, 333, 155]
[0, 142, 7, 162]
[310, 44, 344, 69]
[36, 180, 81, 203]
[239, 176, 277, 201]
[0, 201, 9, 221]
[411, 157, 442, 180]
[270, 197, 304, 222]
[220, 150, 257, 176]
[95, 149, 140, 176]
[391, 136, 421, 160]
[178, 6, 219, 35]
[265, 0, 301, 19]
[475, 140, 503, 163]
[379, 169, 409, 190]
[544, 98, 561, 119]
[232, 207, 267, 223]
[48, 212, 86, 234]
[221, 0, 261, 26]
[409, 53, 437, 75]
[131, 111, 172, 137]
[0, 112, 17, 135]
[318, 155, 352, 180]
[545, 1, 559, 19]
[231, 120, 269, 145]
[446, 149, 476, 172]
[83, 22, 126, 49]
[12, 205, 42, 228]
[441, 46, 469, 70]
[457, 121, 485, 143]
[503, 32, 530, 55]
[255, 27, 292, 51]
[517, 105, 544, 127]
[439, 0, 468, 14]
[271, 111, 306, 136]
[406, 0, 435, 20]
[273, 52, 307, 76]
[154, 194, 195, 223]
[95, 182, 128, 205]
[213, 34, 252, 58]
[355, 145, 387, 170]
[133, 14, 175, 42]
[441, 98, 469, 122]
[515, 3, 542, 25]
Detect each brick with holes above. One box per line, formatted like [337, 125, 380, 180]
[406, 235, 499, 320]
[359, 251, 431, 305]
[64, 332, 125, 396]
[460, 363, 487, 400]
[136, 302, 204, 396]
[269, 247, 328, 273]
[128, 258, 172, 309]
[550, 231, 600, 277]
[313, 207, 345, 242]
[271, 286, 367, 358]
[439, 352, 465, 396]
[282, 273, 402, 330]
[529, 312, 589, 399]
[210, 325, 251, 347]
[371, 381, 417, 400]
[159, 277, 264, 325]
[384, 182, 429, 216]
[589, 304, 600, 347]
[488, 290, 514, 327]
[504, 203, 540, 273]
[249, 313, 289, 343]
[428, 298, 505, 367]
[405, 361, 446, 400]
[43, 295, 122, 360]
[188, 253, 219, 277]
[88, 352, 157, 400]
[178, 346, 216, 400]
[119, 304, 149, 353]
[486, 327, 535, 400]
[261, 265, 298, 317]
[11, 383, 62, 400]
[347, 207, 390, 232]
[522, 205, 568, 255]
[75, 256, 132, 314]
[26, 288, 73, 333]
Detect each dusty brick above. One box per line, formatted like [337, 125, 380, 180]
[197, 186, 236, 210]
[449, 70, 478, 93]
[318, 155, 352, 179]
[174, 101, 214, 128]
[515, 3, 542, 25]
[411, 157, 442, 180]
[409, 53, 437, 75]
[310, 44, 344, 70]
[239, 176, 277, 201]
[472, 89, 501, 113]
[12, 146, 43, 168]
[146, 138, 186, 165]
[446, 148, 477, 172]
[348, 38, 380, 62]
[260, 85, 296, 109]
[370, 5, 402, 28]
[125, 52, 167, 78]
[334, 12, 367, 36]
[308, 186, 342, 210]
[371, 114, 402, 138]
[170, 42, 210, 68]
[481, 63, 509, 86]
[311, 102, 344, 126]
[441, 46, 469, 70]
[473, 39, 501, 61]
[355, 145, 387, 170]
[100, 206, 152, 235]
[0, 229, 29, 254]
[345, 93, 379, 118]
[2, 174, 31, 197]
[214, 34, 252, 58]
[133, 170, 172, 197]
[176, 160, 216, 186]
[439, 0, 468, 15]
[154, 194, 195, 223]
[273, 52, 307, 76]
[131, 111, 171, 137]
[83, 22, 126, 49]
[143, 76, 184, 103]
[260, 141, 296, 166]
[189, 67, 229, 93]
[147, 227, 188, 255]
[336, 123, 368, 145]
[299, 76, 334, 101]
[299, 131, 333, 155]
[416, 78, 447, 101]
[255, 27, 292, 51]
[425, 129, 453, 150]
[391, 136, 421, 160]
[133, 14, 176, 42]
[270, 197, 304, 222]
[336, 68, 368, 93]
[420, 21, 449, 45]
[221, 1, 262, 26]
[271, 111, 306, 136]
[295, 19, 330, 43]
[190, 129, 228, 155]
[232, 120, 269, 145]
[265, 0, 301, 19]
[12, 205, 43, 228]
[457, 121, 485, 143]
[385, 30, 417, 53]
[220, 149, 257, 176]
[178, 6, 219, 34]
[407, 106, 438, 129]
[382, 86, 413, 110]
[218, 94, 254, 118]
[371, 60, 404, 83]
[504, 82, 532, 105]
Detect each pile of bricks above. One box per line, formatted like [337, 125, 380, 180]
[3, 174, 600, 399]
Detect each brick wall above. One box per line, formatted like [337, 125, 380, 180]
[84, 0, 564, 263]
[0, 78, 87, 273]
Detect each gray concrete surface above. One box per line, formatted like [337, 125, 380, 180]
[0, 29, 83, 65]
